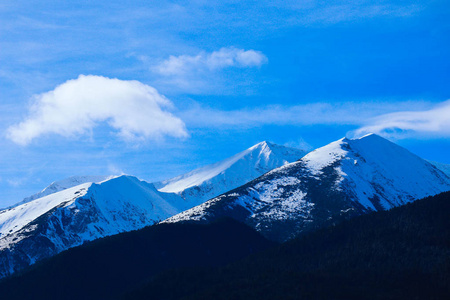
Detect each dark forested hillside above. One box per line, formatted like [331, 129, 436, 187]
[125, 191, 450, 300]
[0, 218, 274, 300]
[1, 191, 449, 300]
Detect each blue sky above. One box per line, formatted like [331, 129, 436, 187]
[1, 0, 449, 207]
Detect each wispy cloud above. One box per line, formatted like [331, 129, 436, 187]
[180, 101, 431, 128]
[6, 178, 24, 188]
[6, 75, 188, 145]
[153, 47, 267, 76]
[181, 99, 450, 139]
[352, 99, 450, 139]
[284, 137, 314, 152]
[296, 2, 422, 26]
[150, 47, 268, 93]
[107, 163, 126, 176]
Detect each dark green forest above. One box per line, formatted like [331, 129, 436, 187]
[125, 191, 450, 300]
[1, 191, 449, 300]
[0, 218, 274, 300]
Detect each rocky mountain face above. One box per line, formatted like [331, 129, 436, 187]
[155, 141, 307, 205]
[164, 134, 450, 242]
[0, 175, 188, 278]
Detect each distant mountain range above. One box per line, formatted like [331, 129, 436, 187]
[164, 134, 450, 242]
[0, 134, 449, 279]
[0, 141, 304, 278]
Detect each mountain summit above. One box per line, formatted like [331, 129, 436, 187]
[164, 134, 450, 242]
[155, 141, 307, 204]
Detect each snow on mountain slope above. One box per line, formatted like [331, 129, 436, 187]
[8, 175, 115, 209]
[164, 134, 450, 242]
[429, 161, 450, 177]
[0, 175, 189, 278]
[0, 183, 92, 242]
[156, 141, 307, 204]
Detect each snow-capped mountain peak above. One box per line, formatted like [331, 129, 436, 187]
[156, 141, 307, 204]
[0, 175, 190, 278]
[164, 134, 450, 242]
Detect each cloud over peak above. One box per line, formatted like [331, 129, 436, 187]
[353, 99, 450, 139]
[180, 99, 450, 140]
[6, 75, 187, 145]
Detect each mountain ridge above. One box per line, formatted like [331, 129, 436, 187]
[0, 175, 189, 278]
[4, 175, 115, 209]
[155, 141, 307, 204]
[164, 134, 450, 242]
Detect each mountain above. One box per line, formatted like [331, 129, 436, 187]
[155, 141, 307, 205]
[0, 175, 189, 278]
[0, 142, 305, 278]
[164, 134, 450, 242]
[126, 191, 450, 300]
[0, 219, 274, 300]
[7, 175, 114, 209]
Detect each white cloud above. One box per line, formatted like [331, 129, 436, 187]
[352, 100, 450, 138]
[6, 75, 188, 145]
[153, 47, 268, 76]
